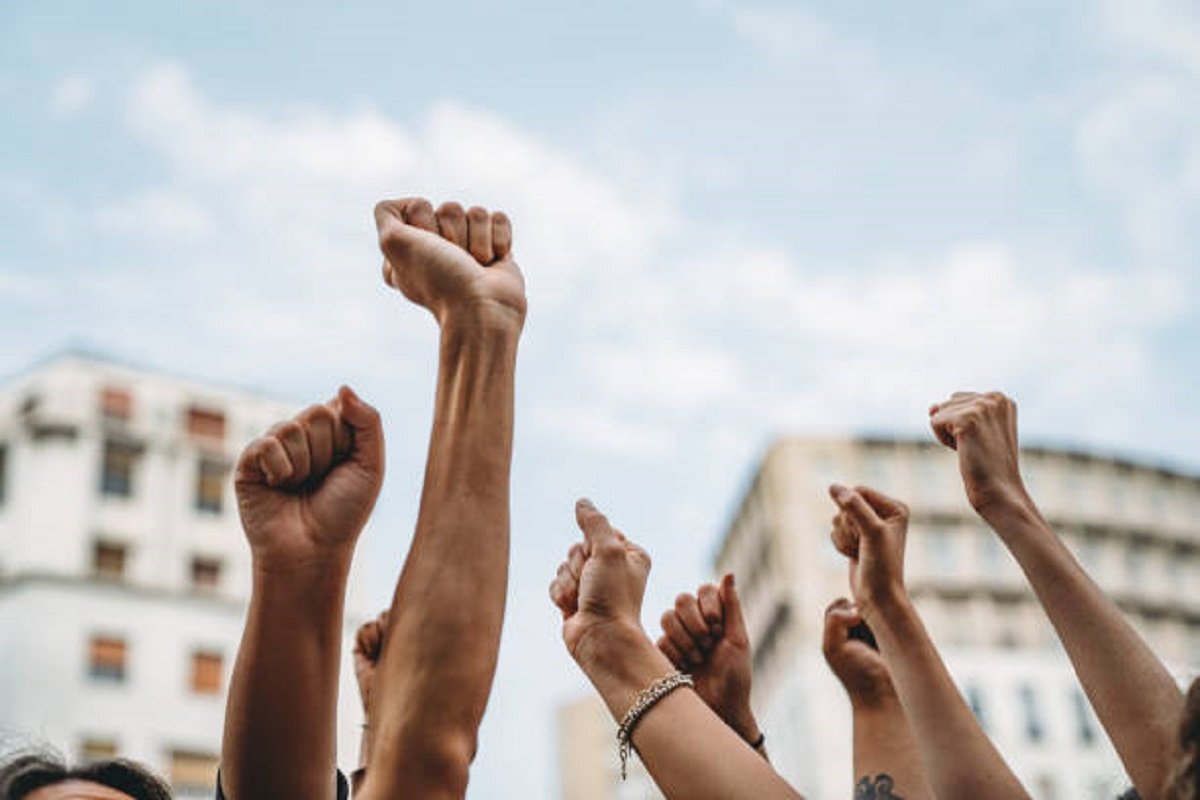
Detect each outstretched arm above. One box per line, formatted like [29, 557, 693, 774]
[358, 198, 525, 800]
[821, 598, 933, 800]
[831, 484, 1029, 799]
[930, 391, 1183, 799]
[550, 500, 804, 800]
[656, 575, 768, 760]
[221, 388, 384, 800]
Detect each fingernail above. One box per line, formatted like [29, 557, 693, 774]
[829, 483, 848, 499]
[577, 497, 595, 510]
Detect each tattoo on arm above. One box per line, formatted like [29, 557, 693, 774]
[855, 773, 902, 800]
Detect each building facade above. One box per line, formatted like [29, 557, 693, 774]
[561, 436, 1200, 800]
[0, 352, 367, 797]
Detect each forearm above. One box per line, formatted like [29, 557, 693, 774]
[221, 559, 350, 800]
[366, 316, 519, 791]
[985, 500, 1183, 797]
[580, 628, 802, 799]
[851, 697, 934, 800]
[870, 595, 1029, 799]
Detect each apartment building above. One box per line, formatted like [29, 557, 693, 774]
[0, 351, 366, 798]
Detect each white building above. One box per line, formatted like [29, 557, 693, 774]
[561, 436, 1200, 800]
[0, 351, 368, 797]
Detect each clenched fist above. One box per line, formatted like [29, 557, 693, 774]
[374, 198, 526, 329]
[234, 386, 384, 571]
[929, 391, 1030, 518]
[822, 598, 894, 709]
[657, 575, 759, 744]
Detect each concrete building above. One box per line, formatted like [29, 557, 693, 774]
[560, 436, 1200, 800]
[0, 351, 367, 797]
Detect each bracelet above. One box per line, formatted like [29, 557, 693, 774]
[748, 731, 766, 750]
[616, 671, 694, 780]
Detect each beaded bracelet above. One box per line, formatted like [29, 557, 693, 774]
[616, 671, 694, 779]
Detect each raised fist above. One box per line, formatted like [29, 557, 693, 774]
[822, 598, 895, 708]
[929, 391, 1029, 517]
[353, 610, 389, 715]
[374, 198, 526, 328]
[829, 484, 910, 621]
[657, 575, 759, 743]
[234, 386, 384, 570]
[549, 499, 652, 665]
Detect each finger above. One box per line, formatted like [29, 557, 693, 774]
[299, 404, 337, 480]
[831, 520, 859, 558]
[337, 386, 385, 475]
[566, 542, 586, 581]
[656, 636, 688, 670]
[491, 211, 512, 261]
[661, 611, 703, 666]
[855, 485, 908, 519]
[555, 562, 579, 604]
[830, 484, 884, 536]
[675, 593, 714, 651]
[697, 583, 723, 637]
[466, 205, 494, 264]
[821, 597, 862, 660]
[930, 408, 958, 450]
[324, 395, 354, 462]
[575, 498, 619, 554]
[435, 201, 468, 248]
[236, 437, 279, 486]
[549, 576, 575, 615]
[718, 573, 749, 644]
[400, 198, 436, 232]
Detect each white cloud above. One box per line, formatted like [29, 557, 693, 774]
[93, 190, 216, 243]
[50, 75, 95, 117]
[537, 405, 674, 457]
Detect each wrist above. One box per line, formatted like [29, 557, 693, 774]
[571, 619, 653, 676]
[971, 482, 1035, 522]
[730, 710, 762, 745]
[438, 298, 525, 339]
[858, 582, 908, 628]
[251, 546, 353, 589]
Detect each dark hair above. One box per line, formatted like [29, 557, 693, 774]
[1169, 678, 1200, 800]
[0, 751, 172, 800]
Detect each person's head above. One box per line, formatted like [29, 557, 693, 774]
[0, 752, 171, 800]
[1169, 678, 1200, 800]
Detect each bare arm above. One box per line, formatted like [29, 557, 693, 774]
[550, 500, 804, 800]
[930, 391, 1183, 799]
[821, 599, 933, 800]
[221, 389, 384, 800]
[359, 198, 525, 800]
[831, 484, 1029, 799]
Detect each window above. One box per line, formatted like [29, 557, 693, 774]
[190, 557, 222, 591]
[100, 441, 140, 497]
[99, 387, 133, 421]
[186, 407, 225, 440]
[194, 459, 227, 514]
[88, 636, 127, 683]
[0, 443, 7, 506]
[79, 738, 118, 762]
[1018, 684, 1045, 743]
[1072, 687, 1096, 746]
[92, 540, 128, 581]
[190, 650, 223, 695]
[168, 750, 218, 795]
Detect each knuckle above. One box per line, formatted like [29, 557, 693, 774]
[467, 205, 489, 223]
[674, 593, 693, 610]
[437, 201, 465, 219]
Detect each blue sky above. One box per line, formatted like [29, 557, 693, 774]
[2, 1, 1199, 796]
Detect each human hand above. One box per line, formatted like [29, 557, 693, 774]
[234, 386, 384, 572]
[549, 499, 653, 668]
[929, 391, 1030, 518]
[374, 197, 526, 330]
[822, 598, 896, 709]
[829, 484, 910, 622]
[353, 610, 389, 716]
[656, 574, 759, 743]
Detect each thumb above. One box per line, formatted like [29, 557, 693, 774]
[575, 498, 618, 553]
[719, 573, 749, 643]
[337, 386, 385, 475]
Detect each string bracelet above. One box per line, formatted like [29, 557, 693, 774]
[616, 671, 694, 779]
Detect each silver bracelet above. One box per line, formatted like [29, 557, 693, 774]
[616, 671, 694, 779]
